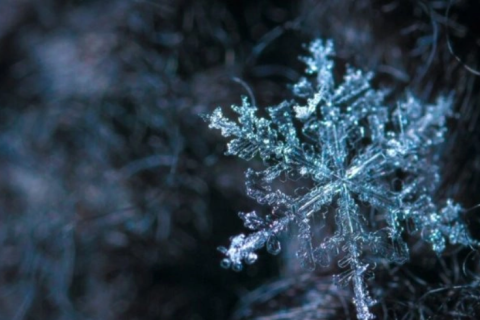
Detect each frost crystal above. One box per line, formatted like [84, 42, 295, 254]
[204, 39, 478, 320]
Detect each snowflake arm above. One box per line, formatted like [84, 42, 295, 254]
[218, 213, 290, 271]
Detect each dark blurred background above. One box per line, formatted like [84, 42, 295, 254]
[0, 0, 479, 319]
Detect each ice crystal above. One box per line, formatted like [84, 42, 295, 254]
[204, 39, 478, 320]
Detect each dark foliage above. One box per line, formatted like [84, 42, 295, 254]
[0, 0, 479, 319]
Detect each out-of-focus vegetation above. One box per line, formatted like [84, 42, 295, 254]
[0, 1, 479, 319]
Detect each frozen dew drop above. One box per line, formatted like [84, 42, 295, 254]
[245, 252, 258, 265]
[232, 263, 243, 272]
[266, 236, 281, 255]
[220, 258, 231, 269]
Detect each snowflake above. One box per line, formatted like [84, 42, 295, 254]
[204, 39, 478, 320]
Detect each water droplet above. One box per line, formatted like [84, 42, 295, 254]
[232, 263, 243, 272]
[266, 236, 281, 255]
[220, 258, 231, 269]
[245, 253, 258, 265]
